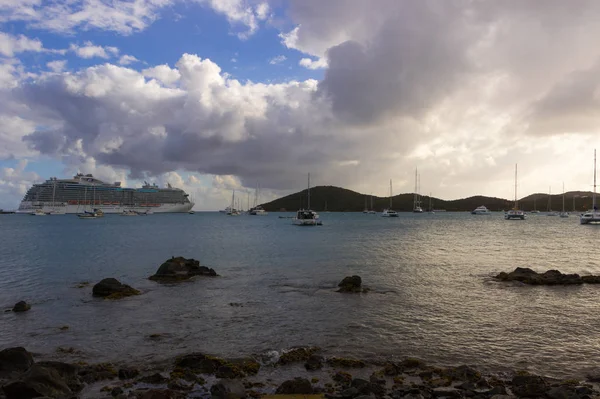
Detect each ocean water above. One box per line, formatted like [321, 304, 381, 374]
[1, 212, 599, 378]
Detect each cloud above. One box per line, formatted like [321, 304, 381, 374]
[299, 57, 326, 70]
[194, 0, 270, 39]
[47, 60, 67, 73]
[119, 55, 139, 65]
[0, 0, 175, 35]
[269, 55, 286, 65]
[0, 32, 43, 57]
[142, 64, 181, 86]
[70, 42, 119, 59]
[0, 159, 40, 209]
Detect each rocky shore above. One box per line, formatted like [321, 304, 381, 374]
[1, 346, 599, 399]
[495, 267, 600, 285]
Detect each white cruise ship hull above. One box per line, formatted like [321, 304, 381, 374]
[17, 201, 194, 214]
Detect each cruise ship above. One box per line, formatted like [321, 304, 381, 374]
[17, 174, 194, 214]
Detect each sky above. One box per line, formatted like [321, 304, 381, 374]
[1, 0, 600, 210]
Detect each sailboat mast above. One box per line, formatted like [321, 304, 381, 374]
[390, 179, 393, 208]
[514, 164, 518, 209]
[370, 194, 373, 211]
[594, 149, 597, 210]
[414, 168, 418, 209]
[307, 173, 311, 210]
[562, 182, 565, 213]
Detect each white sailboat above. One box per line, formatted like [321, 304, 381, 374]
[227, 190, 241, 216]
[413, 168, 423, 213]
[547, 186, 558, 216]
[368, 195, 376, 214]
[363, 195, 369, 214]
[560, 183, 569, 218]
[293, 173, 322, 225]
[505, 164, 526, 220]
[382, 180, 399, 217]
[428, 193, 434, 214]
[580, 149, 600, 225]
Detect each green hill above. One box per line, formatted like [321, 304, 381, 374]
[260, 186, 595, 212]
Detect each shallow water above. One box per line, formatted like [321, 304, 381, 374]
[1, 212, 599, 378]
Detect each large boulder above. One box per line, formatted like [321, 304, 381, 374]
[149, 257, 218, 282]
[35, 361, 82, 392]
[337, 275, 366, 293]
[211, 379, 246, 399]
[2, 364, 72, 399]
[496, 268, 584, 285]
[92, 278, 140, 299]
[511, 374, 548, 397]
[0, 347, 34, 377]
[12, 301, 31, 312]
[276, 378, 313, 394]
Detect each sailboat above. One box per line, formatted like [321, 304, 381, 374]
[530, 197, 540, 214]
[363, 196, 369, 214]
[227, 190, 241, 216]
[77, 185, 98, 219]
[580, 149, 600, 225]
[382, 180, 399, 217]
[368, 195, 376, 214]
[293, 173, 322, 225]
[505, 164, 525, 220]
[560, 183, 569, 218]
[547, 186, 558, 216]
[413, 168, 423, 213]
[428, 193, 434, 214]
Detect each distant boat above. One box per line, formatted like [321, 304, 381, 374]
[219, 206, 232, 214]
[581, 149, 600, 225]
[293, 173, 322, 226]
[428, 193, 434, 214]
[505, 164, 526, 220]
[188, 210, 195, 214]
[547, 186, 558, 216]
[560, 183, 569, 218]
[368, 195, 376, 214]
[0, 209, 15, 214]
[249, 205, 268, 216]
[30, 209, 47, 216]
[413, 168, 423, 213]
[363, 195, 369, 214]
[471, 205, 492, 215]
[121, 210, 138, 216]
[227, 190, 241, 216]
[382, 179, 399, 217]
[530, 197, 540, 214]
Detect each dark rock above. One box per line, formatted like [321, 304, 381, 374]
[431, 387, 463, 398]
[352, 379, 372, 395]
[92, 278, 140, 299]
[337, 275, 365, 293]
[211, 379, 246, 399]
[167, 380, 193, 391]
[118, 367, 139, 380]
[227, 358, 260, 376]
[511, 374, 548, 397]
[446, 366, 481, 382]
[276, 378, 313, 394]
[333, 372, 354, 387]
[547, 386, 579, 399]
[78, 363, 117, 383]
[398, 358, 425, 371]
[495, 267, 588, 285]
[139, 388, 185, 399]
[581, 276, 600, 284]
[481, 385, 506, 396]
[2, 364, 71, 399]
[139, 373, 168, 384]
[355, 395, 376, 399]
[0, 347, 34, 377]
[216, 365, 244, 379]
[305, 354, 324, 371]
[278, 347, 320, 365]
[111, 387, 124, 396]
[149, 257, 218, 282]
[328, 357, 367, 368]
[174, 353, 225, 374]
[36, 361, 82, 392]
[341, 387, 360, 398]
[575, 386, 593, 396]
[12, 301, 31, 312]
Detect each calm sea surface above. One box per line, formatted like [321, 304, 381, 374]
[1, 212, 600, 378]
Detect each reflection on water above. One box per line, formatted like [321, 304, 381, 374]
[1, 212, 599, 378]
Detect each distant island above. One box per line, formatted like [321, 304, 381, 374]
[260, 186, 595, 213]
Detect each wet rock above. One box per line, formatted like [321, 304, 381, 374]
[2, 364, 72, 399]
[149, 257, 218, 282]
[581, 276, 600, 284]
[216, 365, 244, 379]
[575, 386, 594, 396]
[305, 354, 324, 371]
[111, 387, 124, 396]
[174, 353, 225, 374]
[431, 387, 463, 398]
[398, 358, 425, 371]
[481, 385, 506, 396]
[36, 361, 82, 392]
[328, 357, 367, 368]
[495, 268, 587, 285]
[278, 347, 320, 365]
[118, 367, 139, 380]
[211, 379, 246, 399]
[276, 378, 314, 394]
[511, 374, 548, 397]
[445, 365, 481, 382]
[547, 386, 579, 399]
[92, 278, 140, 299]
[337, 275, 366, 293]
[352, 379, 372, 395]
[340, 387, 360, 398]
[139, 373, 168, 385]
[228, 358, 260, 376]
[333, 372, 353, 388]
[79, 363, 117, 383]
[12, 301, 31, 312]
[0, 347, 34, 377]
[139, 388, 185, 399]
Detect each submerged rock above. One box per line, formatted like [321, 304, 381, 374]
[149, 257, 218, 281]
[12, 301, 31, 312]
[337, 275, 366, 293]
[92, 278, 140, 299]
[211, 379, 246, 399]
[305, 354, 324, 371]
[495, 268, 591, 285]
[0, 347, 34, 377]
[278, 347, 320, 365]
[276, 378, 313, 394]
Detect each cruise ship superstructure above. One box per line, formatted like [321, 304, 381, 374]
[18, 174, 194, 214]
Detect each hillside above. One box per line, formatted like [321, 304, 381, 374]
[260, 186, 596, 212]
